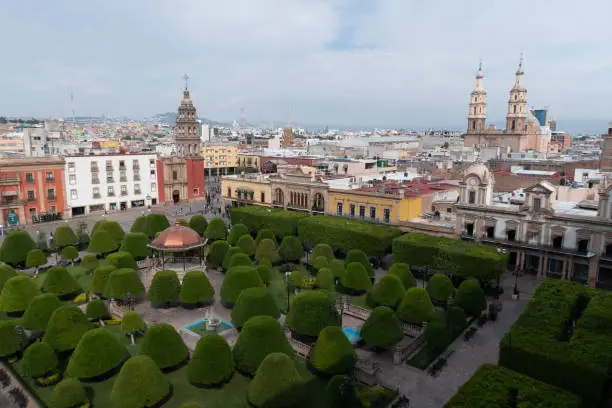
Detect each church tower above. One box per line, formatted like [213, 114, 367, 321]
[175, 75, 201, 157]
[506, 56, 527, 134]
[467, 62, 487, 133]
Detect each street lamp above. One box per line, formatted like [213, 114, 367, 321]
[284, 271, 291, 313]
[146, 194, 152, 210]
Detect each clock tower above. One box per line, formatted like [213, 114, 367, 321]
[467, 61, 487, 133]
[506, 56, 527, 134]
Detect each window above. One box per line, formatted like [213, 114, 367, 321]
[384, 208, 390, 223]
[134, 184, 141, 195]
[511, 119, 516, 131]
[350, 204, 356, 217]
[106, 160, 113, 168]
[25, 172, 34, 183]
[92, 175, 100, 184]
[45, 171, 54, 181]
[68, 162, 75, 172]
[359, 206, 366, 219]
[132, 159, 140, 168]
[119, 160, 125, 168]
[469, 191, 476, 204]
[93, 187, 100, 198]
[121, 185, 128, 196]
[261, 192, 265, 203]
[47, 188, 55, 200]
[151, 182, 157, 192]
[27, 190, 35, 201]
[29, 208, 36, 219]
[533, 197, 541, 210]
[193, 188, 199, 195]
[337, 202, 343, 216]
[69, 174, 76, 185]
[107, 186, 115, 197]
[552, 235, 563, 248]
[49, 206, 56, 214]
[577, 239, 589, 254]
[149, 159, 155, 166]
[172, 170, 178, 181]
[120, 170, 127, 182]
[70, 189, 78, 200]
[370, 207, 376, 220]
[513, 105, 517, 114]
[227, 187, 232, 197]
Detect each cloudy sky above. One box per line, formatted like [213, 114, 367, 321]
[1, 0, 611, 130]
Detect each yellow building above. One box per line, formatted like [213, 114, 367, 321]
[201, 144, 238, 175]
[327, 189, 422, 224]
[221, 174, 271, 213]
[236, 152, 261, 170]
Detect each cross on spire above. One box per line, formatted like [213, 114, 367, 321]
[183, 73, 190, 90]
[478, 58, 482, 71]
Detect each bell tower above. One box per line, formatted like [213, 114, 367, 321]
[175, 74, 201, 157]
[467, 61, 487, 133]
[506, 56, 527, 134]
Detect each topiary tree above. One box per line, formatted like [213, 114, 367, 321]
[455, 279, 487, 316]
[207, 240, 229, 268]
[26, 249, 47, 273]
[329, 259, 346, 280]
[255, 229, 276, 246]
[345, 249, 373, 277]
[0, 275, 40, 314]
[339, 262, 372, 295]
[91, 265, 116, 296]
[93, 220, 125, 244]
[310, 244, 334, 265]
[228, 223, 249, 246]
[233, 315, 293, 375]
[232, 287, 280, 327]
[60, 246, 79, 264]
[222, 247, 245, 270]
[187, 333, 234, 386]
[86, 299, 109, 325]
[177, 218, 189, 227]
[146, 213, 170, 238]
[396, 288, 435, 325]
[425, 320, 449, 353]
[43, 305, 91, 352]
[21, 293, 61, 331]
[103, 268, 145, 300]
[366, 274, 405, 309]
[53, 225, 78, 249]
[287, 290, 341, 338]
[326, 375, 359, 408]
[220, 266, 264, 307]
[181, 404, 203, 408]
[248, 352, 305, 408]
[130, 216, 151, 237]
[51, 379, 88, 408]
[0, 230, 37, 266]
[41, 266, 81, 298]
[312, 256, 329, 271]
[287, 270, 303, 288]
[79, 254, 99, 271]
[121, 311, 145, 345]
[0, 320, 21, 358]
[310, 326, 357, 376]
[254, 238, 280, 263]
[361, 306, 404, 349]
[426, 273, 454, 303]
[180, 270, 214, 308]
[77, 231, 90, 251]
[105, 251, 138, 271]
[447, 306, 467, 336]
[228, 253, 252, 269]
[67, 328, 127, 380]
[120, 232, 149, 260]
[22, 342, 57, 378]
[388, 263, 416, 289]
[110, 355, 171, 408]
[148, 269, 181, 306]
[237, 234, 256, 258]
[139, 323, 188, 371]
[0, 263, 16, 291]
[87, 230, 118, 254]
[205, 218, 227, 241]
[256, 264, 271, 285]
[189, 215, 208, 237]
[279, 236, 304, 262]
[315, 267, 335, 290]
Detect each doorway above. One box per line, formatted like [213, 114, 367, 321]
[172, 190, 180, 204]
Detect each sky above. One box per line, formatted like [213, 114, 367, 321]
[1, 0, 611, 130]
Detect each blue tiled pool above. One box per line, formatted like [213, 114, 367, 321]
[343, 327, 361, 344]
[185, 318, 234, 337]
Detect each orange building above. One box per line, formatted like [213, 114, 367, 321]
[0, 157, 66, 226]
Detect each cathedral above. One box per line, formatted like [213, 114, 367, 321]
[462, 59, 551, 154]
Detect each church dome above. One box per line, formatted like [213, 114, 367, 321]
[463, 162, 494, 185]
[150, 222, 202, 252]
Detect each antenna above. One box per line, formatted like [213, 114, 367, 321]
[478, 58, 482, 71]
[70, 92, 76, 123]
[240, 107, 246, 127]
[183, 73, 190, 90]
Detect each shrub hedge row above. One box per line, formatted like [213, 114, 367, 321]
[230, 206, 309, 238]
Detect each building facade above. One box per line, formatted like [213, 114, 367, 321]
[201, 144, 238, 176]
[600, 123, 612, 172]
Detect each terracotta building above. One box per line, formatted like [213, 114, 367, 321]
[600, 123, 612, 172]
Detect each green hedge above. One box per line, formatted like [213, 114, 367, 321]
[121, 311, 145, 336]
[130, 216, 152, 238]
[231, 206, 309, 237]
[310, 244, 335, 265]
[0, 230, 37, 266]
[361, 306, 404, 349]
[231, 287, 280, 327]
[310, 326, 356, 376]
[120, 232, 150, 260]
[279, 236, 304, 262]
[255, 229, 276, 246]
[287, 290, 340, 338]
[110, 355, 170, 408]
[254, 239, 280, 263]
[26, 249, 47, 270]
[222, 247, 245, 270]
[228, 223, 249, 246]
[79, 254, 99, 271]
[220, 266, 264, 306]
[248, 352, 305, 408]
[148, 269, 181, 305]
[43, 305, 91, 352]
[396, 287, 435, 325]
[146, 214, 170, 238]
[91, 265, 116, 296]
[205, 218, 227, 241]
[228, 253, 252, 269]
[103, 268, 145, 300]
[0, 263, 16, 291]
[105, 251, 138, 271]
[443, 364, 582, 408]
[140, 323, 189, 370]
[51, 378, 88, 408]
[67, 328, 126, 379]
[187, 333, 234, 386]
[189, 215, 208, 237]
[0, 320, 21, 358]
[93, 220, 125, 244]
[53, 225, 78, 248]
[41, 266, 81, 297]
[455, 280, 487, 316]
[87, 230, 118, 254]
[237, 234, 257, 257]
[85, 299, 109, 321]
[21, 293, 61, 331]
[0, 275, 40, 314]
[207, 240, 229, 268]
[339, 262, 372, 294]
[366, 274, 405, 309]
[345, 249, 373, 277]
[22, 341, 57, 378]
[315, 267, 335, 290]
[426, 273, 454, 303]
[180, 271, 214, 307]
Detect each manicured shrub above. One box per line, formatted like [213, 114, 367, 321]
[310, 326, 356, 375]
[205, 218, 227, 241]
[287, 290, 341, 338]
[93, 220, 125, 244]
[220, 266, 264, 307]
[233, 315, 293, 375]
[86, 299, 109, 322]
[26, 249, 47, 271]
[447, 306, 467, 336]
[425, 320, 449, 352]
[255, 228, 276, 246]
[180, 271, 214, 307]
[254, 238, 280, 263]
[367, 274, 405, 309]
[67, 328, 127, 380]
[91, 265, 116, 296]
[140, 323, 188, 370]
[189, 215, 208, 237]
[231, 206, 308, 237]
[339, 262, 372, 294]
[345, 249, 373, 277]
[121, 311, 145, 345]
[259, 258, 273, 269]
[41, 266, 81, 297]
[103, 268, 145, 300]
[148, 269, 181, 305]
[207, 240, 229, 268]
[228, 223, 249, 245]
[53, 225, 78, 248]
[311, 256, 328, 271]
[388, 263, 416, 289]
[361, 306, 404, 349]
[256, 264, 272, 284]
[130, 216, 152, 237]
[248, 352, 305, 408]
[105, 251, 138, 271]
[0, 263, 16, 291]
[187, 333, 234, 386]
[43, 305, 91, 352]
[120, 232, 150, 260]
[426, 273, 454, 303]
[87, 230, 118, 254]
[287, 270, 303, 288]
[232, 287, 280, 327]
[236, 234, 256, 257]
[22, 342, 57, 378]
[0, 275, 40, 314]
[310, 244, 335, 265]
[222, 247, 245, 270]
[396, 288, 435, 325]
[329, 259, 346, 280]
[455, 280, 486, 316]
[177, 218, 189, 227]
[0, 320, 21, 358]
[279, 236, 304, 262]
[326, 375, 359, 408]
[110, 355, 171, 408]
[181, 404, 203, 408]
[21, 293, 61, 331]
[51, 378, 88, 408]
[315, 267, 335, 290]
[79, 254, 99, 271]
[146, 213, 170, 237]
[0, 230, 37, 266]
[229, 253, 252, 270]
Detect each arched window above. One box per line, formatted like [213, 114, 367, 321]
[472, 121, 476, 130]
[513, 105, 517, 114]
[511, 120, 516, 131]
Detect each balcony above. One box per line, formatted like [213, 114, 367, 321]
[93, 194, 101, 199]
[133, 165, 140, 170]
[107, 178, 115, 183]
[134, 175, 141, 181]
[25, 178, 35, 184]
[120, 177, 127, 182]
[92, 178, 100, 185]
[45, 177, 55, 183]
[108, 192, 116, 197]
[121, 191, 128, 196]
[0, 176, 19, 186]
[91, 167, 99, 173]
[27, 197, 37, 203]
[479, 235, 593, 258]
[0, 199, 22, 207]
[134, 190, 142, 195]
[47, 196, 56, 202]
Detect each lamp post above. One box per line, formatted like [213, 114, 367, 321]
[146, 194, 152, 210]
[284, 272, 291, 313]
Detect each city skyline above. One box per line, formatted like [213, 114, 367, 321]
[1, 0, 611, 130]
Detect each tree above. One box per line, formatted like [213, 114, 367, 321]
[51, 379, 88, 408]
[93, 220, 125, 244]
[326, 375, 359, 408]
[255, 229, 276, 246]
[146, 214, 170, 237]
[339, 262, 372, 295]
[233, 315, 293, 375]
[0, 231, 37, 266]
[0, 275, 40, 314]
[427, 273, 454, 303]
[91, 265, 116, 296]
[41, 266, 81, 298]
[177, 218, 189, 227]
[237, 234, 256, 257]
[87, 230, 118, 254]
[315, 267, 335, 290]
[187, 333, 234, 386]
[86, 299, 109, 325]
[205, 218, 227, 241]
[425, 320, 449, 352]
[287, 290, 341, 338]
[396, 288, 435, 325]
[77, 231, 90, 251]
[222, 247, 245, 270]
[207, 240, 229, 268]
[43, 305, 91, 352]
[180, 270, 214, 308]
[279, 236, 304, 262]
[310, 244, 334, 265]
[388, 263, 416, 289]
[447, 306, 467, 336]
[228, 253, 252, 269]
[361, 306, 404, 349]
[228, 223, 249, 245]
[220, 266, 263, 307]
[256, 264, 271, 285]
[367, 274, 405, 309]
[329, 259, 346, 280]
[103, 268, 145, 300]
[21, 293, 61, 331]
[455, 279, 487, 316]
[79, 254, 99, 271]
[345, 249, 373, 277]
[140, 323, 188, 370]
[0, 320, 21, 358]
[248, 353, 305, 408]
[310, 326, 357, 375]
[232, 287, 280, 327]
[121, 311, 145, 345]
[189, 215, 208, 237]
[120, 233, 149, 260]
[130, 216, 152, 237]
[26, 249, 47, 273]
[53, 225, 78, 249]
[105, 251, 138, 270]
[0, 263, 16, 291]
[312, 256, 329, 271]
[148, 269, 181, 306]
[22, 342, 57, 378]
[67, 328, 126, 380]
[255, 238, 280, 263]
[110, 355, 171, 408]
[60, 246, 79, 264]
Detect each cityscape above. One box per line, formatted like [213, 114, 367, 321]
[1, 1, 612, 408]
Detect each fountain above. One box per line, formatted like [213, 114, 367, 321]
[203, 308, 221, 331]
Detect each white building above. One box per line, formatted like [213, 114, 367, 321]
[64, 153, 159, 217]
[23, 121, 77, 157]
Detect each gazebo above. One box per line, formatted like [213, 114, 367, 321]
[148, 222, 206, 271]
